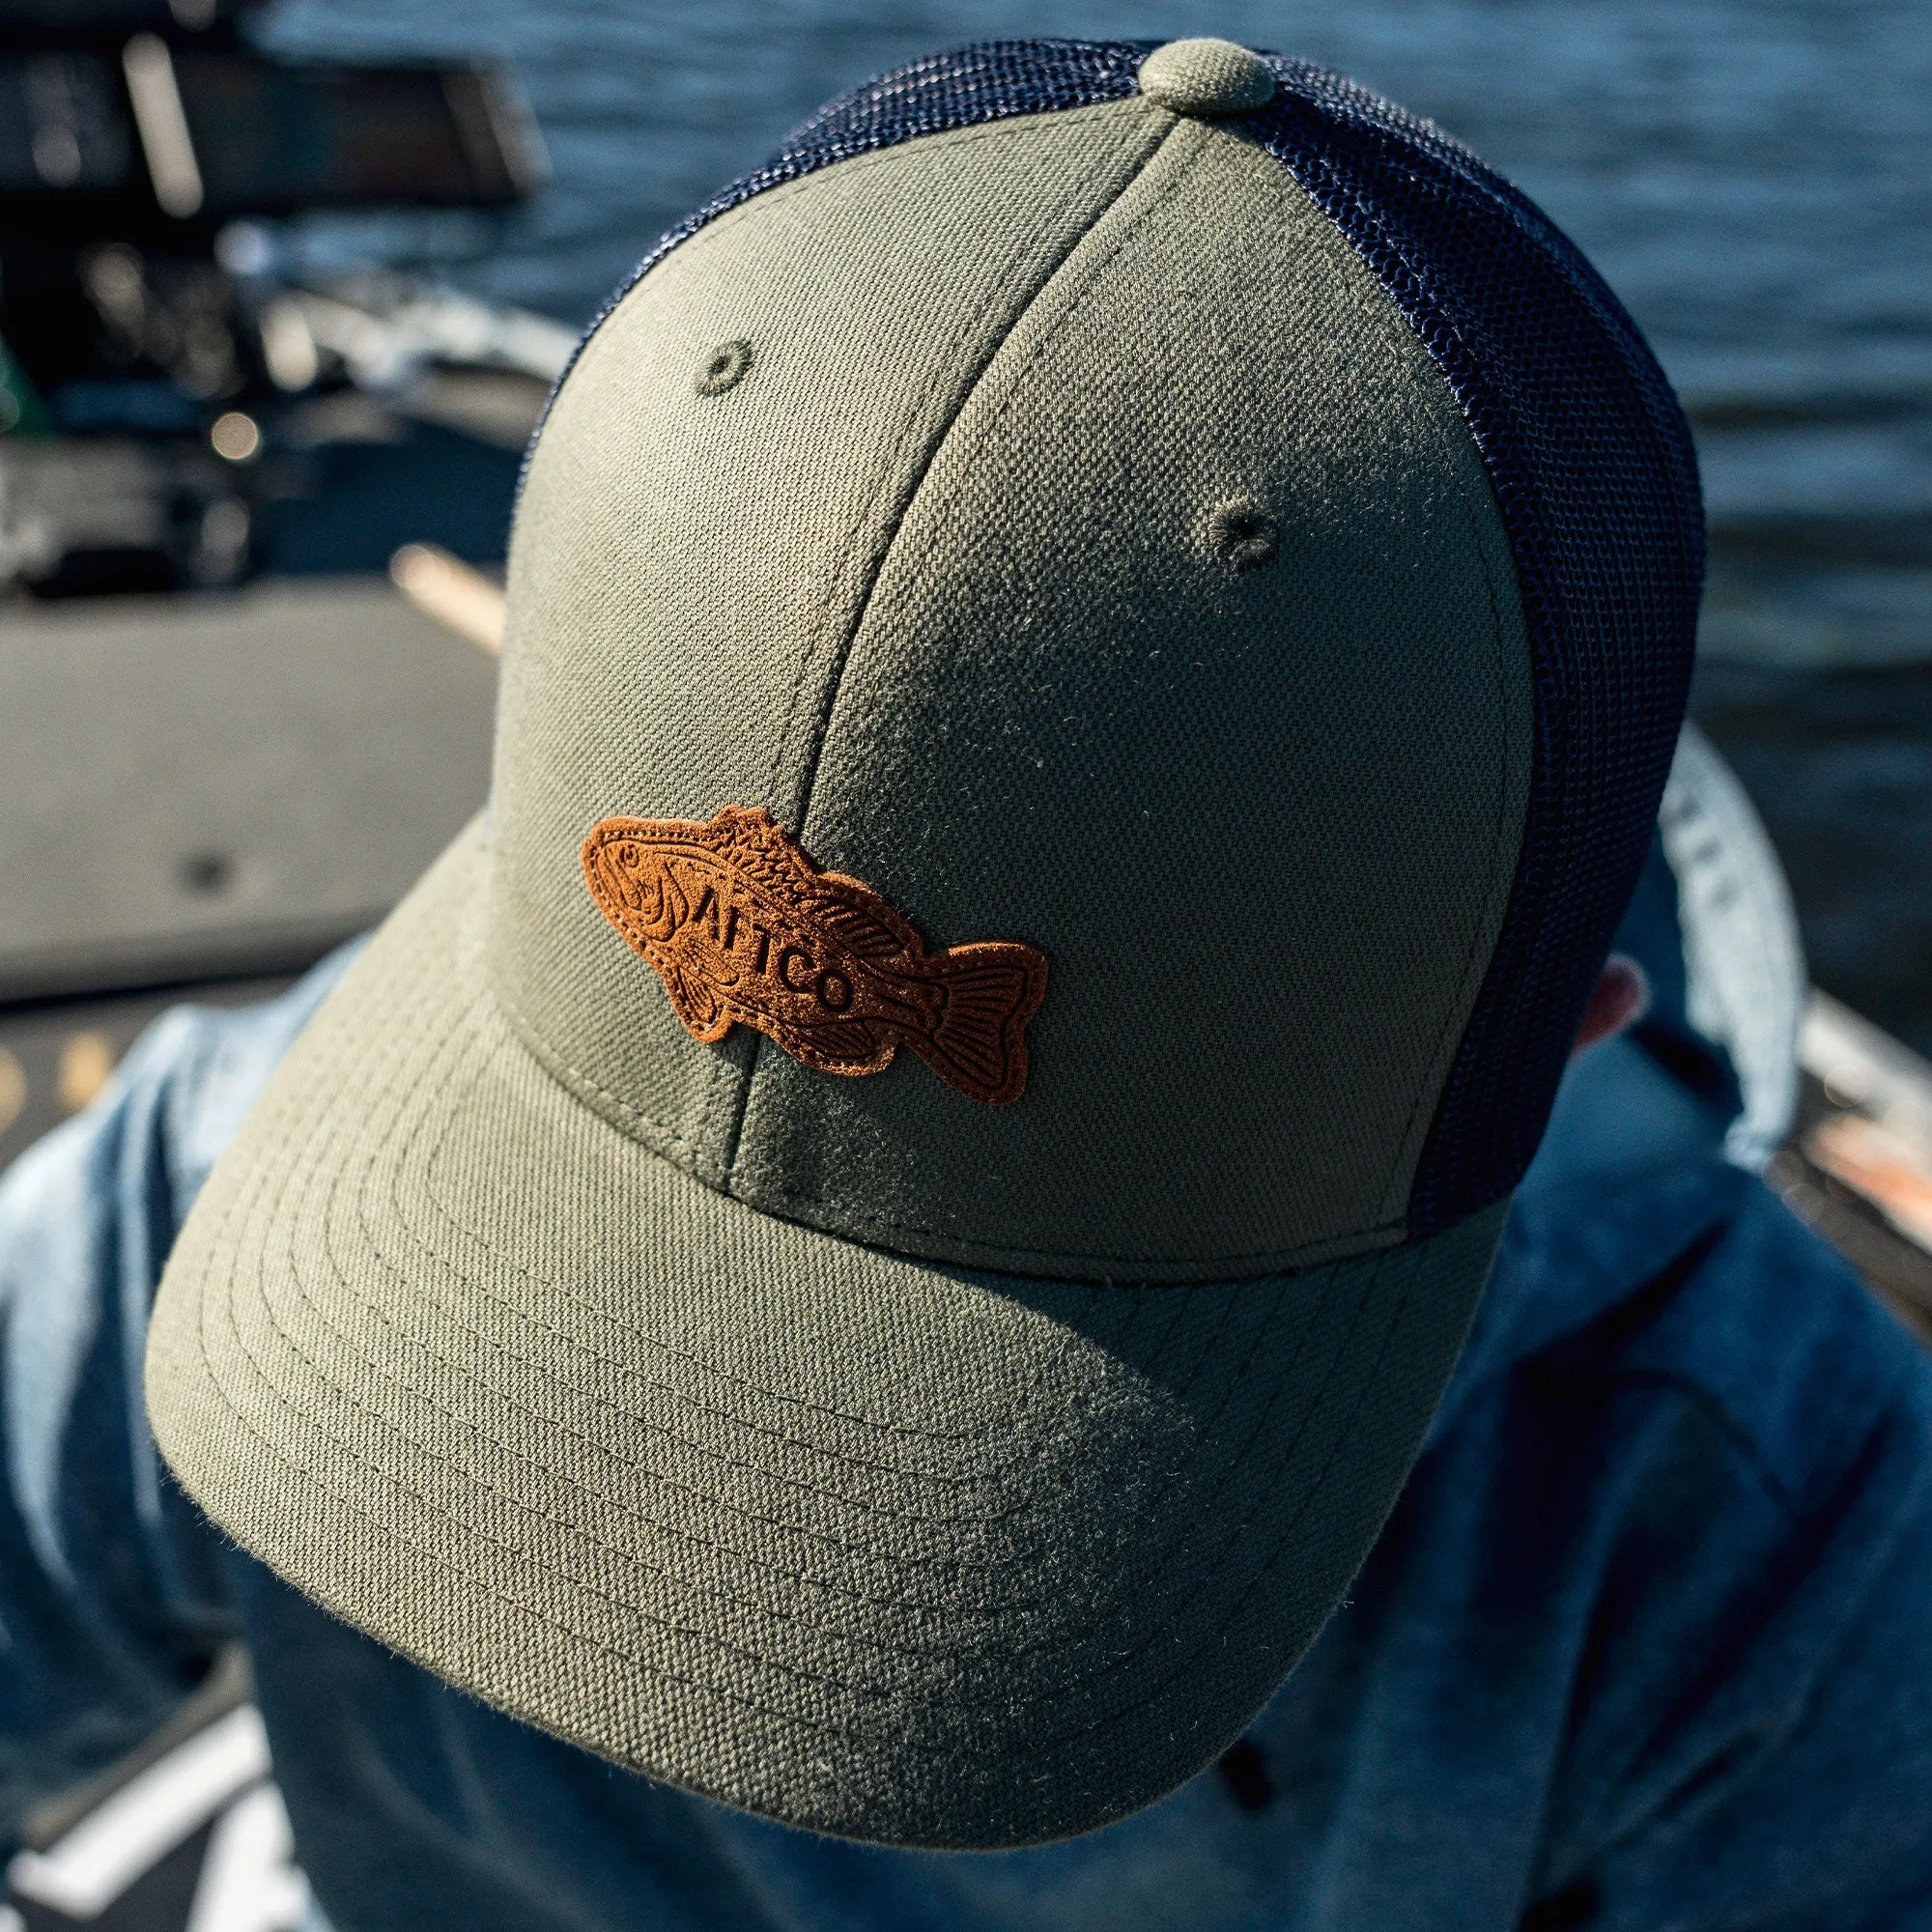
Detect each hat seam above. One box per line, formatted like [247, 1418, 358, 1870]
[190, 924, 1394, 1720]
[715, 105, 1184, 1178]
[188, 1033, 1345, 1740]
[500, 961, 1406, 1277]
[1238, 144, 1531, 1227]
[696, 101, 1171, 1167]
[743, 1162, 1406, 1276]
[498, 947, 1406, 1267]
[764, 105, 1183, 841]
[387, 978, 1067, 1488]
[482, 957, 1208, 1435]
[497, 975, 724, 1178]
[751, 101, 1173, 829]
[516, 65, 1151, 510]
[797, 119, 1523, 1242]
[1376, 370, 1527, 1226]
[204, 1010, 1034, 1693]
[373, 990, 1389, 1720]
[1243, 61, 1700, 1230]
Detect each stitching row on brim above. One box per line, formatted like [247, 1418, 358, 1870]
[146, 820, 1501, 1849]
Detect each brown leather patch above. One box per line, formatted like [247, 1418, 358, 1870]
[582, 807, 1048, 1106]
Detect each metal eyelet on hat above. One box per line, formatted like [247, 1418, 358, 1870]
[695, 339, 753, 396]
[1205, 496, 1281, 570]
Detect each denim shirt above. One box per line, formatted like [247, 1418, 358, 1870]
[3, 943, 1932, 1932]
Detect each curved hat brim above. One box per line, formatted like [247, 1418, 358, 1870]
[146, 820, 1503, 1849]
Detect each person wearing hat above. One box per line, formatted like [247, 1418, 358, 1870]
[3, 37, 1931, 1931]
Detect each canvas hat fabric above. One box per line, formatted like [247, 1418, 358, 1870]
[146, 39, 1703, 1850]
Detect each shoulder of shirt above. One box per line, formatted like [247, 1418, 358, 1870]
[0, 937, 368, 1240]
[1439, 1157, 1932, 1520]
[143, 938, 369, 1206]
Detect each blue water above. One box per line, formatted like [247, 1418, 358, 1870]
[254, 0, 1932, 666]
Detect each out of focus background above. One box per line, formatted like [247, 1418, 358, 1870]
[1, 0, 1928, 1232]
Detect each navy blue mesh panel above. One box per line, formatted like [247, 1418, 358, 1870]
[1240, 60, 1704, 1231]
[532, 39, 1702, 1236]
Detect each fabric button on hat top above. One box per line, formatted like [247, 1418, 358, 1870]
[1137, 38, 1277, 115]
[146, 39, 1702, 1854]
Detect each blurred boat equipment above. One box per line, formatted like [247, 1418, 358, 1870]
[0, 0, 551, 598]
[389, 540, 504, 656]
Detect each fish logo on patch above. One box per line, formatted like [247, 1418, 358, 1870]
[582, 807, 1048, 1105]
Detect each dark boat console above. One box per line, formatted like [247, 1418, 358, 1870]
[0, 0, 544, 595]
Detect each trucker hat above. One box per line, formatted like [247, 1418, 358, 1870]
[146, 37, 1702, 1850]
